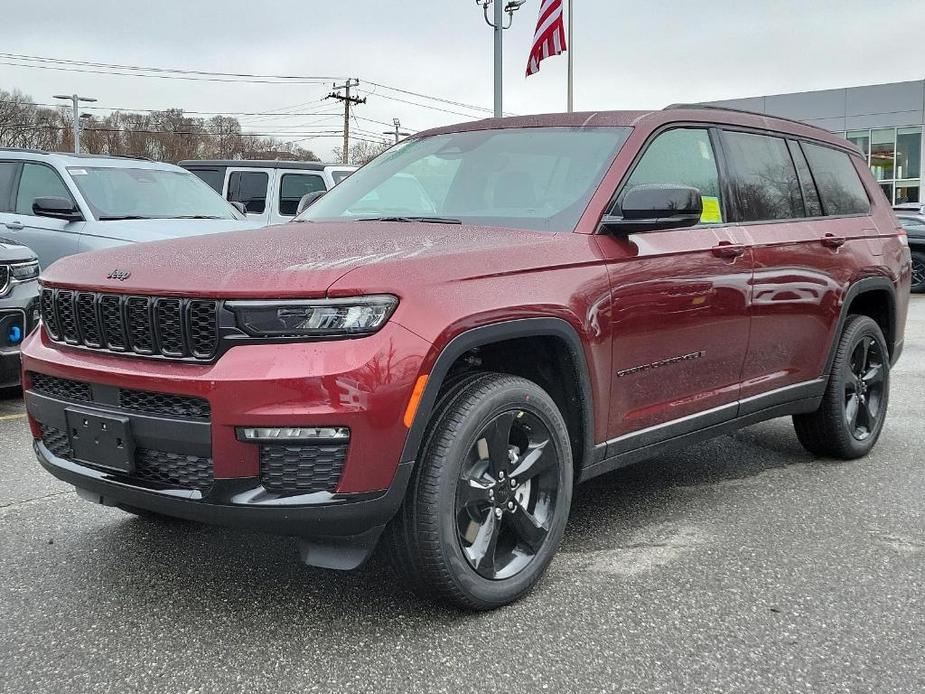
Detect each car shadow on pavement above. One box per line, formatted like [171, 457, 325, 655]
[85, 418, 837, 619]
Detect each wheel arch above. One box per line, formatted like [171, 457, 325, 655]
[399, 317, 595, 479]
[824, 277, 898, 374]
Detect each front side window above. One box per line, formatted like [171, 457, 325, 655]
[300, 127, 631, 232]
[228, 171, 268, 214]
[15, 163, 74, 215]
[802, 143, 870, 216]
[723, 131, 802, 221]
[621, 128, 724, 224]
[279, 173, 326, 216]
[67, 167, 239, 220]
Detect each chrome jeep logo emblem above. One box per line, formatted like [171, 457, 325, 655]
[107, 269, 131, 281]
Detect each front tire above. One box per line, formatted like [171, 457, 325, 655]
[793, 315, 889, 459]
[387, 373, 573, 610]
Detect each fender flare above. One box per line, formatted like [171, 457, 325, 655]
[823, 276, 897, 375]
[398, 317, 596, 474]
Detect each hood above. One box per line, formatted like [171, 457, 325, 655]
[41, 221, 562, 298]
[87, 217, 265, 242]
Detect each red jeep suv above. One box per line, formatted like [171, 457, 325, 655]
[23, 106, 910, 609]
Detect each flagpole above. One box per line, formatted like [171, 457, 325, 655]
[567, 0, 573, 112]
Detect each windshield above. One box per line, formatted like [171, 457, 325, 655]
[67, 167, 242, 221]
[299, 127, 631, 232]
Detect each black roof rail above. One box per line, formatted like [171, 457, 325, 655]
[662, 103, 827, 132]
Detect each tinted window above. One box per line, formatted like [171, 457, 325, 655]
[15, 163, 73, 215]
[787, 140, 822, 217]
[622, 128, 724, 224]
[187, 168, 225, 193]
[723, 131, 802, 221]
[802, 143, 870, 215]
[0, 162, 17, 212]
[228, 171, 268, 214]
[279, 174, 326, 216]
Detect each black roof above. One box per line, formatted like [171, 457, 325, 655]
[177, 159, 343, 170]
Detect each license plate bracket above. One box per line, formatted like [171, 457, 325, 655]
[65, 408, 135, 473]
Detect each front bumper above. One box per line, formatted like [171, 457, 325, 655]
[36, 439, 412, 568]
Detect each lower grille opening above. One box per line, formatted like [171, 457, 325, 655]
[259, 443, 347, 494]
[41, 424, 213, 492]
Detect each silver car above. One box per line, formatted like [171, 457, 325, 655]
[0, 149, 265, 269]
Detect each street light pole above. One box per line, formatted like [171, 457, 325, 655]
[383, 118, 411, 144]
[53, 93, 97, 153]
[477, 1, 527, 119]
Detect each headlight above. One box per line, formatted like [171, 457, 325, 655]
[227, 295, 398, 337]
[10, 261, 39, 282]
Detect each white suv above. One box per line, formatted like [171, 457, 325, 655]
[179, 160, 357, 225]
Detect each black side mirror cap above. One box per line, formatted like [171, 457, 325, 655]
[296, 190, 326, 216]
[32, 197, 83, 222]
[600, 184, 703, 234]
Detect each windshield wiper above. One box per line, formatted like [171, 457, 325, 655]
[97, 215, 155, 221]
[170, 215, 225, 220]
[358, 216, 462, 224]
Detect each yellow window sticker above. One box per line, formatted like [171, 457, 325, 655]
[700, 196, 722, 224]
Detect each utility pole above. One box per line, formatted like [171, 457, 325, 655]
[53, 93, 97, 153]
[383, 118, 411, 144]
[326, 78, 366, 164]
[476, 0, 526, 118]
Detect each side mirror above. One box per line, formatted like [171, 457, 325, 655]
[600, 184, 702, 234]
[230, 201, 247, 215]
[32, 196, 82, 222]
[297, 190, 326, 215]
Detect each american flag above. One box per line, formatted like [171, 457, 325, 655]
[526, 0, 567, 76]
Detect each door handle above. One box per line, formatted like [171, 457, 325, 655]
[711, 242, 746, 258]
[821, 233, 846, 249]
[4, 221, 23, 231]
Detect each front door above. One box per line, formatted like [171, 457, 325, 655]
[6, 162, 84, 268]
[225, 167, 273, 225]
[597, 127, 753, 447]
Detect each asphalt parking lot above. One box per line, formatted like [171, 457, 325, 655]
[2, 299, 923, 694]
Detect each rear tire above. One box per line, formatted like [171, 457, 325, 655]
[911, 250, 925, 293]
[387, 372, 573, 610]
[793, 315, 889, 459]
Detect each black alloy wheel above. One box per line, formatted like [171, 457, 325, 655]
[455, 409, 560, 580]
[911, 251, 925, 293]
[793, 315, 890, 459]
[843, 335, 885, 441]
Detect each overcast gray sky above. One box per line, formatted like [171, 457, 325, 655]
[2, 0, 923, 159]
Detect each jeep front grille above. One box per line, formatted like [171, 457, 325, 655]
[40, 289, 219, 361]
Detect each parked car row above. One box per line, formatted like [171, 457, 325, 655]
[17, 105, 912, 609]
[895, 203, 925, 292]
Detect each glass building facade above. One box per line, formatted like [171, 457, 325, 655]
[843, 126, 921, 204]
[705, 80, 925, 206]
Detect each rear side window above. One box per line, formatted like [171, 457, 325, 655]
[722, 131, 802, 221]
[279, 173, 326, 216]
[801, 143, 870, 215]
[227, 171, 268, 214]
[0, 162, 18, 212]
[622, 128, 724, 224]
[787, 140, 823, 217]
[188, 168, 225, 193]
[15, 163, 74, 215]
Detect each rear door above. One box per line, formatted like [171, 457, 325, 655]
[728, 132, 875, 400]
[6, 162, 85, 268]
[225, 167, 273, 225]
[595, 127, 753, 444]
[271, 171, 326, 224]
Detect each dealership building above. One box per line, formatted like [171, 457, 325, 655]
[706, 79, 924, 205]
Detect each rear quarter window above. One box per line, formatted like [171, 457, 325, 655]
[801, 143, 870, 215]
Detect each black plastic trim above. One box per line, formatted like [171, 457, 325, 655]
[398, 317, 595, 473]
[823, 277, 897, 373]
